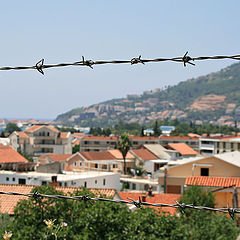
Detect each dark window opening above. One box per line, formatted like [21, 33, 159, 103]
[103, 179, 106, 186]
[6, 177, 9, 181]
[42, 181, 47, 185]
[201, 168, 209, 176]
[84, 181, 87, 188]
[18, 178, 26, 184]
[12, 178, 15, 181]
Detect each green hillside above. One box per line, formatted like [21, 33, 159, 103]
[56, 62, 240, 127]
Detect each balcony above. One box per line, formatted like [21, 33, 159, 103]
[200, 144, 215, 150]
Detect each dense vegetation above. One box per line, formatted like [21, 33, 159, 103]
[1, 185, 239, 239]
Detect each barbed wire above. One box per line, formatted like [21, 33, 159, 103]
[0, 190, 239, 220]
[0, 52, 240, 75]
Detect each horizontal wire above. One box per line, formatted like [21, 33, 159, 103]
[0, 190, 239, 219]
[0, 53, 240, 74]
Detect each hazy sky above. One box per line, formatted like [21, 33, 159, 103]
[1, 1, 240, 119]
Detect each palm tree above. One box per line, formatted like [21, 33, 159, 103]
[118, 133, 132, 175]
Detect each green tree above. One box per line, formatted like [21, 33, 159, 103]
[118, 133, 132, 175]
[153, 120, 161, 137]
[4, 123, 21, 135]
[72, 145, 80, 154]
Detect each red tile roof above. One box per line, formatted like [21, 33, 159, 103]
[129, 136, 159, 140]
[25, 125, 59, 133]
[80, 151, 117, 161]
[0, 184, 116, 214]
[185, 176, 240, 188]
[0, 145, 28, 163]
[159, 136, 199, 140]
[108, 149, 135, 159]
[117, 192, 181, 215]
[168, 143, 198, 155]
[15, 131, 29, 139]
[83, 136, 118, 140]
[131, 149, 158, 160]
[42, 154, 73, 162]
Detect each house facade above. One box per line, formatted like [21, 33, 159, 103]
[158, 151, 240, 194]
[9, 125, 72, 156]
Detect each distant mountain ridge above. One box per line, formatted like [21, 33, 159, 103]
[56, 62, 240, 127]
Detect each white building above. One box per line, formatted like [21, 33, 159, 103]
[0, 170, 121, 190]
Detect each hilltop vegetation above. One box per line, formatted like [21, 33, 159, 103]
[56, 62, 240, 127]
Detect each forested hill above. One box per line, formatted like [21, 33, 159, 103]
[56, 62, 240, 127]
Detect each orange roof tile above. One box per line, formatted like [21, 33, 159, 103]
[129, 136, 159, 140]
[43, 154, 73, 162]
[185, 176, 240, 188]
[83, 136, 118, 140]
[80, 151, 116, 161]
[0, 145, 28, 163]
[25, 125, 59, 133]
[131, 149, 159, 160]
[160, 136, 199, 140]
[0, 184, 116, 214]
[168, 143, 198, 155]
[108, 149, 135, 159]
[118, 192, 181, 215]
[15, 131, 29, 139]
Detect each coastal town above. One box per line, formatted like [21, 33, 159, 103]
[1, 118, 240, 217]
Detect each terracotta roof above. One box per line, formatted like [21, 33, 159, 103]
[25, 125, 59, 133]
[60, 132, 70, 139]
[80, 151, 117, 161]
[108, 149, 135, 159]
[15, 131, 29, 139]
[168, 143, 198, 155]
[42, 154, 73, 162]
[117, 192, 181, 215]
[0, 145, 28, 163]
[159, 136, 199, 140]
[185, 176, 240, 188]
[0, 184, 116, 214]
[72, 140, 80, 145]
[129, 136, 159, 140]
[131, 149, 159, 160]
[83, 136, 118, 140]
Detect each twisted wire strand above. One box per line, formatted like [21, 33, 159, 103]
[0, 190, 238, 219]
[0, 53, 240, 74]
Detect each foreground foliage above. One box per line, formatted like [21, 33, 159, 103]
[2, 185, 240, 239]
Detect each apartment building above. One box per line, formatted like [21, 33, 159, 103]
[199, 135, 240, 155]
[9, 125, 72, 156]
[128, 136, 159, 149]
[79, 136, 118, 152]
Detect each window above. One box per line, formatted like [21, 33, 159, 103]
[132, 183, 136, 190]
[74, 161, 77, 167]
[95, 180, 97, 184]
[201, 168, 209, 176]
[94, 141, 100, 145]
[12, 178, 15, 181]
[79, 162, 82, 167]
[103, 179, 106, 186]
[18, 178, 26, 184]
[64, 182, 67, 187]
[47, 132, 50, 136]
[6, 177, 9, 181]
[112, 164, 117, 168]
[84, 181, 87, 188]
[95, 163, 98, 169]
[42, 181, 47, 185]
